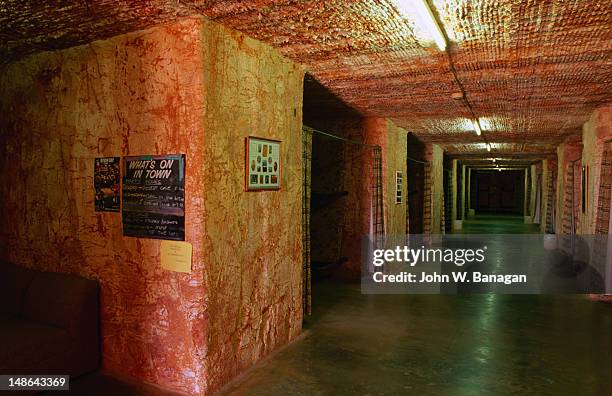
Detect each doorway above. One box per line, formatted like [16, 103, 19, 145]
[407, 133, 426, 234]
[473, 170, 524, 214]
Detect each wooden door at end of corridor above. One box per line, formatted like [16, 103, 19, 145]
[474, 170, 524, 214]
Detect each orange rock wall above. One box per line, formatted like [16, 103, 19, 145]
[555, 137, 583, 234]
[579, 105, 612, 234]
[198, 18, 305, 393]
[0, 16, 305, 395]
[0, 18, 207, 394]
[425, 144, 444, 234]
[362, 118, 408, 237]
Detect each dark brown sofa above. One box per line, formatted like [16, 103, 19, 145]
[0, 262, 100, 377]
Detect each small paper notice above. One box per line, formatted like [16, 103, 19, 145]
[160, 240, 192, 273]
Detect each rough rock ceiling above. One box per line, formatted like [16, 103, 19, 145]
[460, 156, 546, 167]
[1, 0, 611, 157]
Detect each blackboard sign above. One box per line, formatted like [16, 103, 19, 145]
[122, 154, 185, 240]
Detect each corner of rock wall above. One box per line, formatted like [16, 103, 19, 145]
[0, 17, 209, 395]
[197, 17, 305, 394]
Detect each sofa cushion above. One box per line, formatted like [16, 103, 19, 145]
[0, 262, 36, 317]
[0, 316, 71, 373]
[22, 271, 99, 337]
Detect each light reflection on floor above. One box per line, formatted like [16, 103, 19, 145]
[218, 215, 612, 396]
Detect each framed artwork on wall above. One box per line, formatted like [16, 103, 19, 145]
[395, 171, 403, 204]
[246, 136, 281, 191]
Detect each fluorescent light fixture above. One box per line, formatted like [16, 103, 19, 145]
[395, 0, 447, 51]
[486, 143, 491, 152]
[472, 119, 482, 136]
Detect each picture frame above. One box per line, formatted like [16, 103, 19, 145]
[245, 136, 281, 191]
[395, 170, 403, 204]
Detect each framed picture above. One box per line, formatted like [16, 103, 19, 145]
[246, 136, 281, 191]
[395, 171, 403, 204]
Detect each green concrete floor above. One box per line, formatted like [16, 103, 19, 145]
[218, 215, 612, 396]
[458, 213, 541, 234]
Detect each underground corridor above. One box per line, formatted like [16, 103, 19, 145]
[0, 1, 611, 396]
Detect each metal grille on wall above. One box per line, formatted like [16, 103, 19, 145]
[593, 141, 612, 291]
[301, 127, 312, 316]
[301, 125, 384, 310]
[561, 160, 581, 235]
[423, 163, 432, 234]
[560, 159, 581, 257]
[572, 160, 582, 234]
[405, 156, 428, 235]
[405, 181, 410, 235]
[456, 166, 463, 220]
[443, 169, 452, 234]
[372, 147, 385, 248]
[545, 165, 557, 234]
[595, 141, 612, 234]
[525, 167, 532, 216]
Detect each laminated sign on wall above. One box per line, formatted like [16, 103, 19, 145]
[94, 157, 121, 212]
[122, 154, 185, 240]
[246, 136, 281, 191]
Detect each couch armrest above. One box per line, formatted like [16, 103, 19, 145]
[22, 271, 99, 340]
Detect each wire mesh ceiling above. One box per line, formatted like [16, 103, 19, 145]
[1, 1, 610, 156]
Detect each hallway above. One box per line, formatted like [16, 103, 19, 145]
[458, 214, 540, 234]
[219, 289, 612, 396]
[219, 217, 611, 395]
[0, 1, 610, 395]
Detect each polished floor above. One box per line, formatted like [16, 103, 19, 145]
[218, 215, 612, 396]
[458, 213, 541, 234]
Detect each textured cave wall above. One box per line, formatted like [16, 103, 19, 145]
[364, 118, 407, 237]
[386, 120, 408, 236]
[540, 160, 549, 232]
[343, 117, 408, 274]
[425, 144, 444, 234]
[555, 138, 582, 234]
[451, 160, 458, 223]
[555, 144, 566, 232]
[530, 164, 538, 222]
[460, 164, 467, 220]
[0, 19, 207, 394]
[555, 104, 612, 237]
[198, 18, 305, 393]
[579, 105, 612, 235]
[0, 14, 308, 395]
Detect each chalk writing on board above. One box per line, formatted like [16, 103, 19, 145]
[122, 154, 185, 240]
